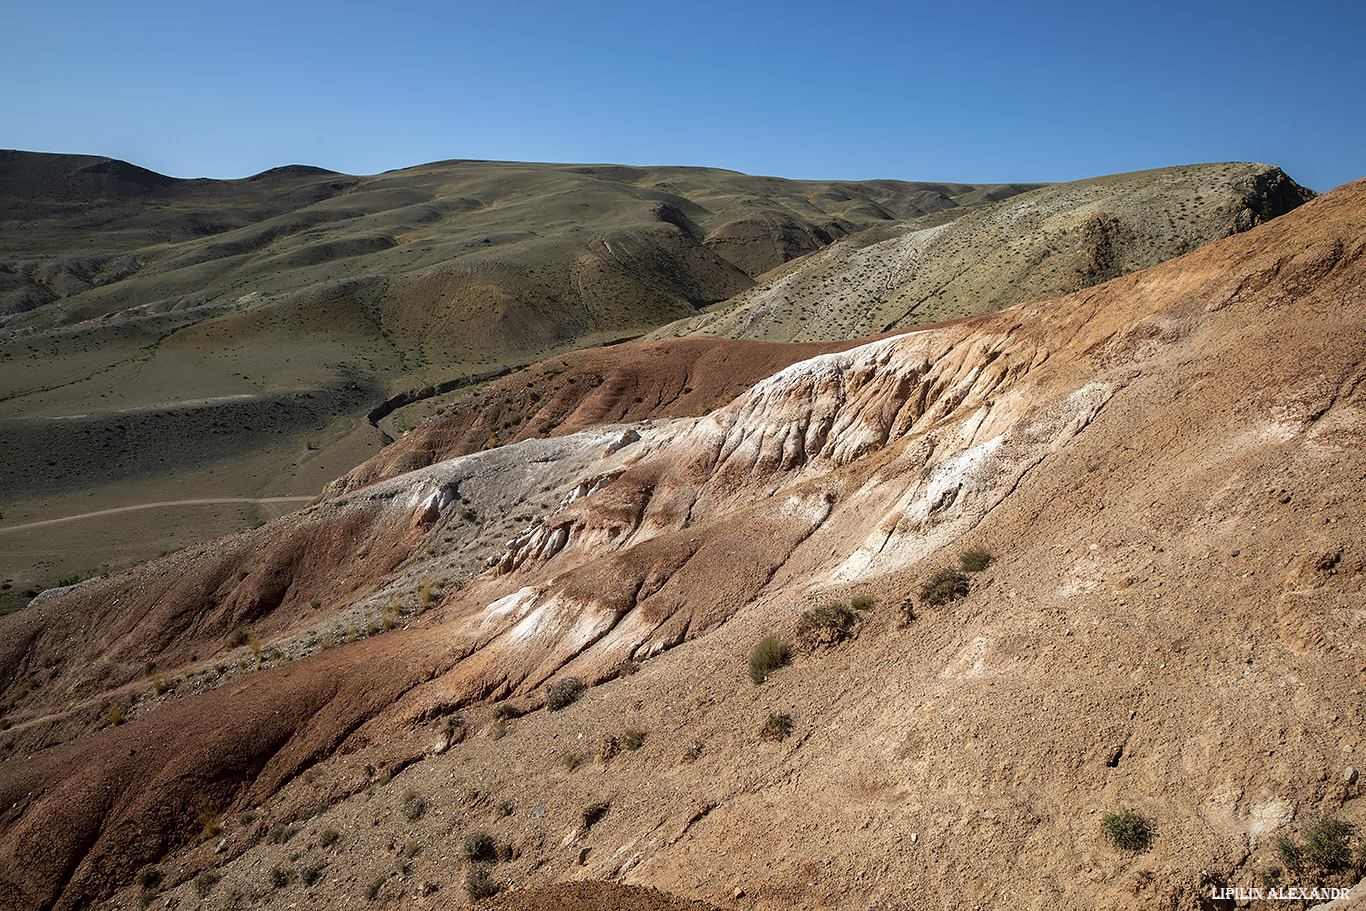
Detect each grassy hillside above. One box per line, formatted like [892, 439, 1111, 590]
[650, 163, 1315, 342]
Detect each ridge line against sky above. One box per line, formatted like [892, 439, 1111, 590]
[4, 0, 1362, 193]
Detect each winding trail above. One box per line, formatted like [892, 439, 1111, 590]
[0, 496, 314, 533]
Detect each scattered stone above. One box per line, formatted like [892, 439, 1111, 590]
[1346, 767, 1359, 785]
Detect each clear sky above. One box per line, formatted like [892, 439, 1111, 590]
[5, 0, 1361, 192]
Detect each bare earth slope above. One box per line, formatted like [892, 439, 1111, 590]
[0, 178, 1363, 910]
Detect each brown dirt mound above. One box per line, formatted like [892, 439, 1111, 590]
[474, 880, 721, 911]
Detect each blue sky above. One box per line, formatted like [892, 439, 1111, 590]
[5, 0, 1361, 192]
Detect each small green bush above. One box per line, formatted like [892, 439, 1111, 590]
[1274, 832, 1304, 874]
[546, 677, 586, 710]
[795, 602, 856, 649]
[1277, 814, 1357, 873]
[918, 568, 969, 606]
[1101, 808, 1154, 852]
[403, 796, 426, 822]
[300, 860, 327, 886]
[760, 712, 793, 742]
[268, 865, 293, 888]
[959, 546, 993, 572]
[748, 635, 789, 684]
[850, 594, 875, 612]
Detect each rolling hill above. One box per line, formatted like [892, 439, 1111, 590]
[0, 163, 1360, 910]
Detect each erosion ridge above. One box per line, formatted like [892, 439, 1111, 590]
[0, 175, 1362, 909]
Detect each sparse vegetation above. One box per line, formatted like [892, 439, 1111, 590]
[319, 827, 339, 847]
[1276, 814, 1358, 875]
[268, 864, 293, 888]
[749, 635, 789, 684]
[760, 712, 794, 742]
[959, 546, 993, 572]
[561, 752, 583, 771]
[795, 602, 857, 649]
[365, 876, 385, 900]
[1101, 808, 1154, 852]
[194, 870, 220, 898]
[461, 832, 495, 862]
[197, 804, 221, 840]
[300, 859, 327, 886]
[546, 676, 586, 710]
[581, 800, 610, 829]
[135, 865, 162, 891]
[850, 594, 875, 612]
[403, 794, 426, 822]
[623, 727, 647, 750]
[465, 867, 501, 900]
[266, 823, 297, 844]
[918, 568, 969, 606]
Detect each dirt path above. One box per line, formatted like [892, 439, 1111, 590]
[0, 497, 314, 532]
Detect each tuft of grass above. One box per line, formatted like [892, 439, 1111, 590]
[268, 865, 293, 888]
[403, 795, 426, 822]
[760, 712, 794, 742]
[365, 876, 385, 900]
[319, 828, 339, 847]
[1101, 808, 1154, 852]
[300, 859, 327, 886]
[461, 832, 495, 862]
[266, 823, 297, 845]
[918, 568, 969, 607]
[465, 868, 501, 900]
[959, 546, 993, 572]
[623, 728, 647, 751]
[226, 628, 248, 649]
[850, 594, 875, 612]
[560, 752, 582, 772]
[197, 805, 221, 840]
[749, 635, 789, 684]
[194, 870, 220, 898]
[545, 676, 586, 710]
[135, 865, 162, 891]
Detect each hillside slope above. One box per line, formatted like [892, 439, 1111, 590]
[0, 153, 1037, 599]
[0, 172, 1362, 909]
[651, 162, 1314, 343]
